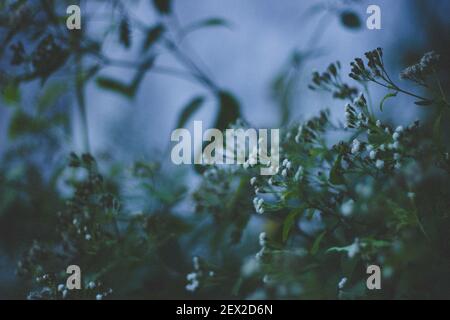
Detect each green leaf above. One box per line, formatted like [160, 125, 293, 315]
[37, 82, 68, 113]
[379, 92, 397, 111]
[2, 83, 20, 105]
[175, 96, 205, 129]
[329, 155, 345, 185]
[340, 11, 361, 29]
[310, 231, 326, 255]
[282, 210, 301, 242]
[152, 0, 171, 15]
[142, 24, 165, 52]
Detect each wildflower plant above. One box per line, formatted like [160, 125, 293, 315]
[1, 0, 450, 300]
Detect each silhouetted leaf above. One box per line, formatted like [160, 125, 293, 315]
[340, 11, 361, 29]
[142, 24, 165, 52]
[414, 99, 434, 106]
[214, 91, 241, 130]
[182, 18, 231, 37]
[176, 96, 205, 129]
[152, 0, 171, 15]
[119, 17, 131, 48]
[96, 77, 133, 97]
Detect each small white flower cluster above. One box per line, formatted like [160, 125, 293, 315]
[255, 232, 270, 262]
[185, 256, 215, 292]
[338, 277, 347, 290]
[281, 158, 292, 177]
[253, 196, 265, 214]
[344, 94, 369, 129]
[72, 218, 93, 241]
[95, 288, 113, 300]
[400, 51, 440, 83]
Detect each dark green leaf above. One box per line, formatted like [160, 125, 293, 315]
[379, 91, 397, 111]
[96, 77, 133, 97]
[142, 24, 165, 52]
[414, 99, 434, 106]
[282, 209, 301, 242]
[152, 0, 171, 15]
[176, 96, 205, 129]
[119, 17, 131, 48]
[2, 82, 20, 105]
[340, 11, 361, 29]
[214, 91, 241, 131]
[310, 231, 326, 255]
[329, 155, 345, 185]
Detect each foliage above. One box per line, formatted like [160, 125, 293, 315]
[0, 0, 449, 300]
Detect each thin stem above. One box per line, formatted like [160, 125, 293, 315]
[75, 54, 91, 153]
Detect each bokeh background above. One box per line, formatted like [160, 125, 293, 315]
[0, 0, 449, 299]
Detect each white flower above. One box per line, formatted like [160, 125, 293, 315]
[57, 284, 65, 292]
[347, 239, 360, 258]
[338, 277, 348, 289]
[262, 274, 273, 284]
[340, 199, 354, 217]
[187, 272, 197, 281]
[395, 126, 404, 132]
[394, 162, 401, 170]
[85, 234, 92, 241]
[392, 132, 400, 141]
[379, 144, 386, 151]
[209, 271, 215, 277]
[351, 139, 361, 154]
[286, 161, 292, 170]
[88, 281, 96, 289]
[282, 159, 288, 167]
[96, 294, 103, 300]
[186, 280, 199, 292]
[268, 178, 273, 185]
[376, 120, 381, 127]
[375, 159, 385, 169]
[62, 289, 68, 299]
[384, 127, 390, 134]
[250, 177, 257, 186]
[193, 256, 200, 270]
[281, 169, 288, 177]
[369, 150, 377, 160]
[393, 141, 400, 149]
[407, 192, 415, 200]
[393, 153, 400, 160]
[259, 232, 268, 247]
[366, 144, 374, 152]
[253, 197, 265, 214]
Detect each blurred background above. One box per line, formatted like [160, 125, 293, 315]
[0, 0, 449, 299]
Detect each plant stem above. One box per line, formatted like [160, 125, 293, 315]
[75, 54, 91, 153]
